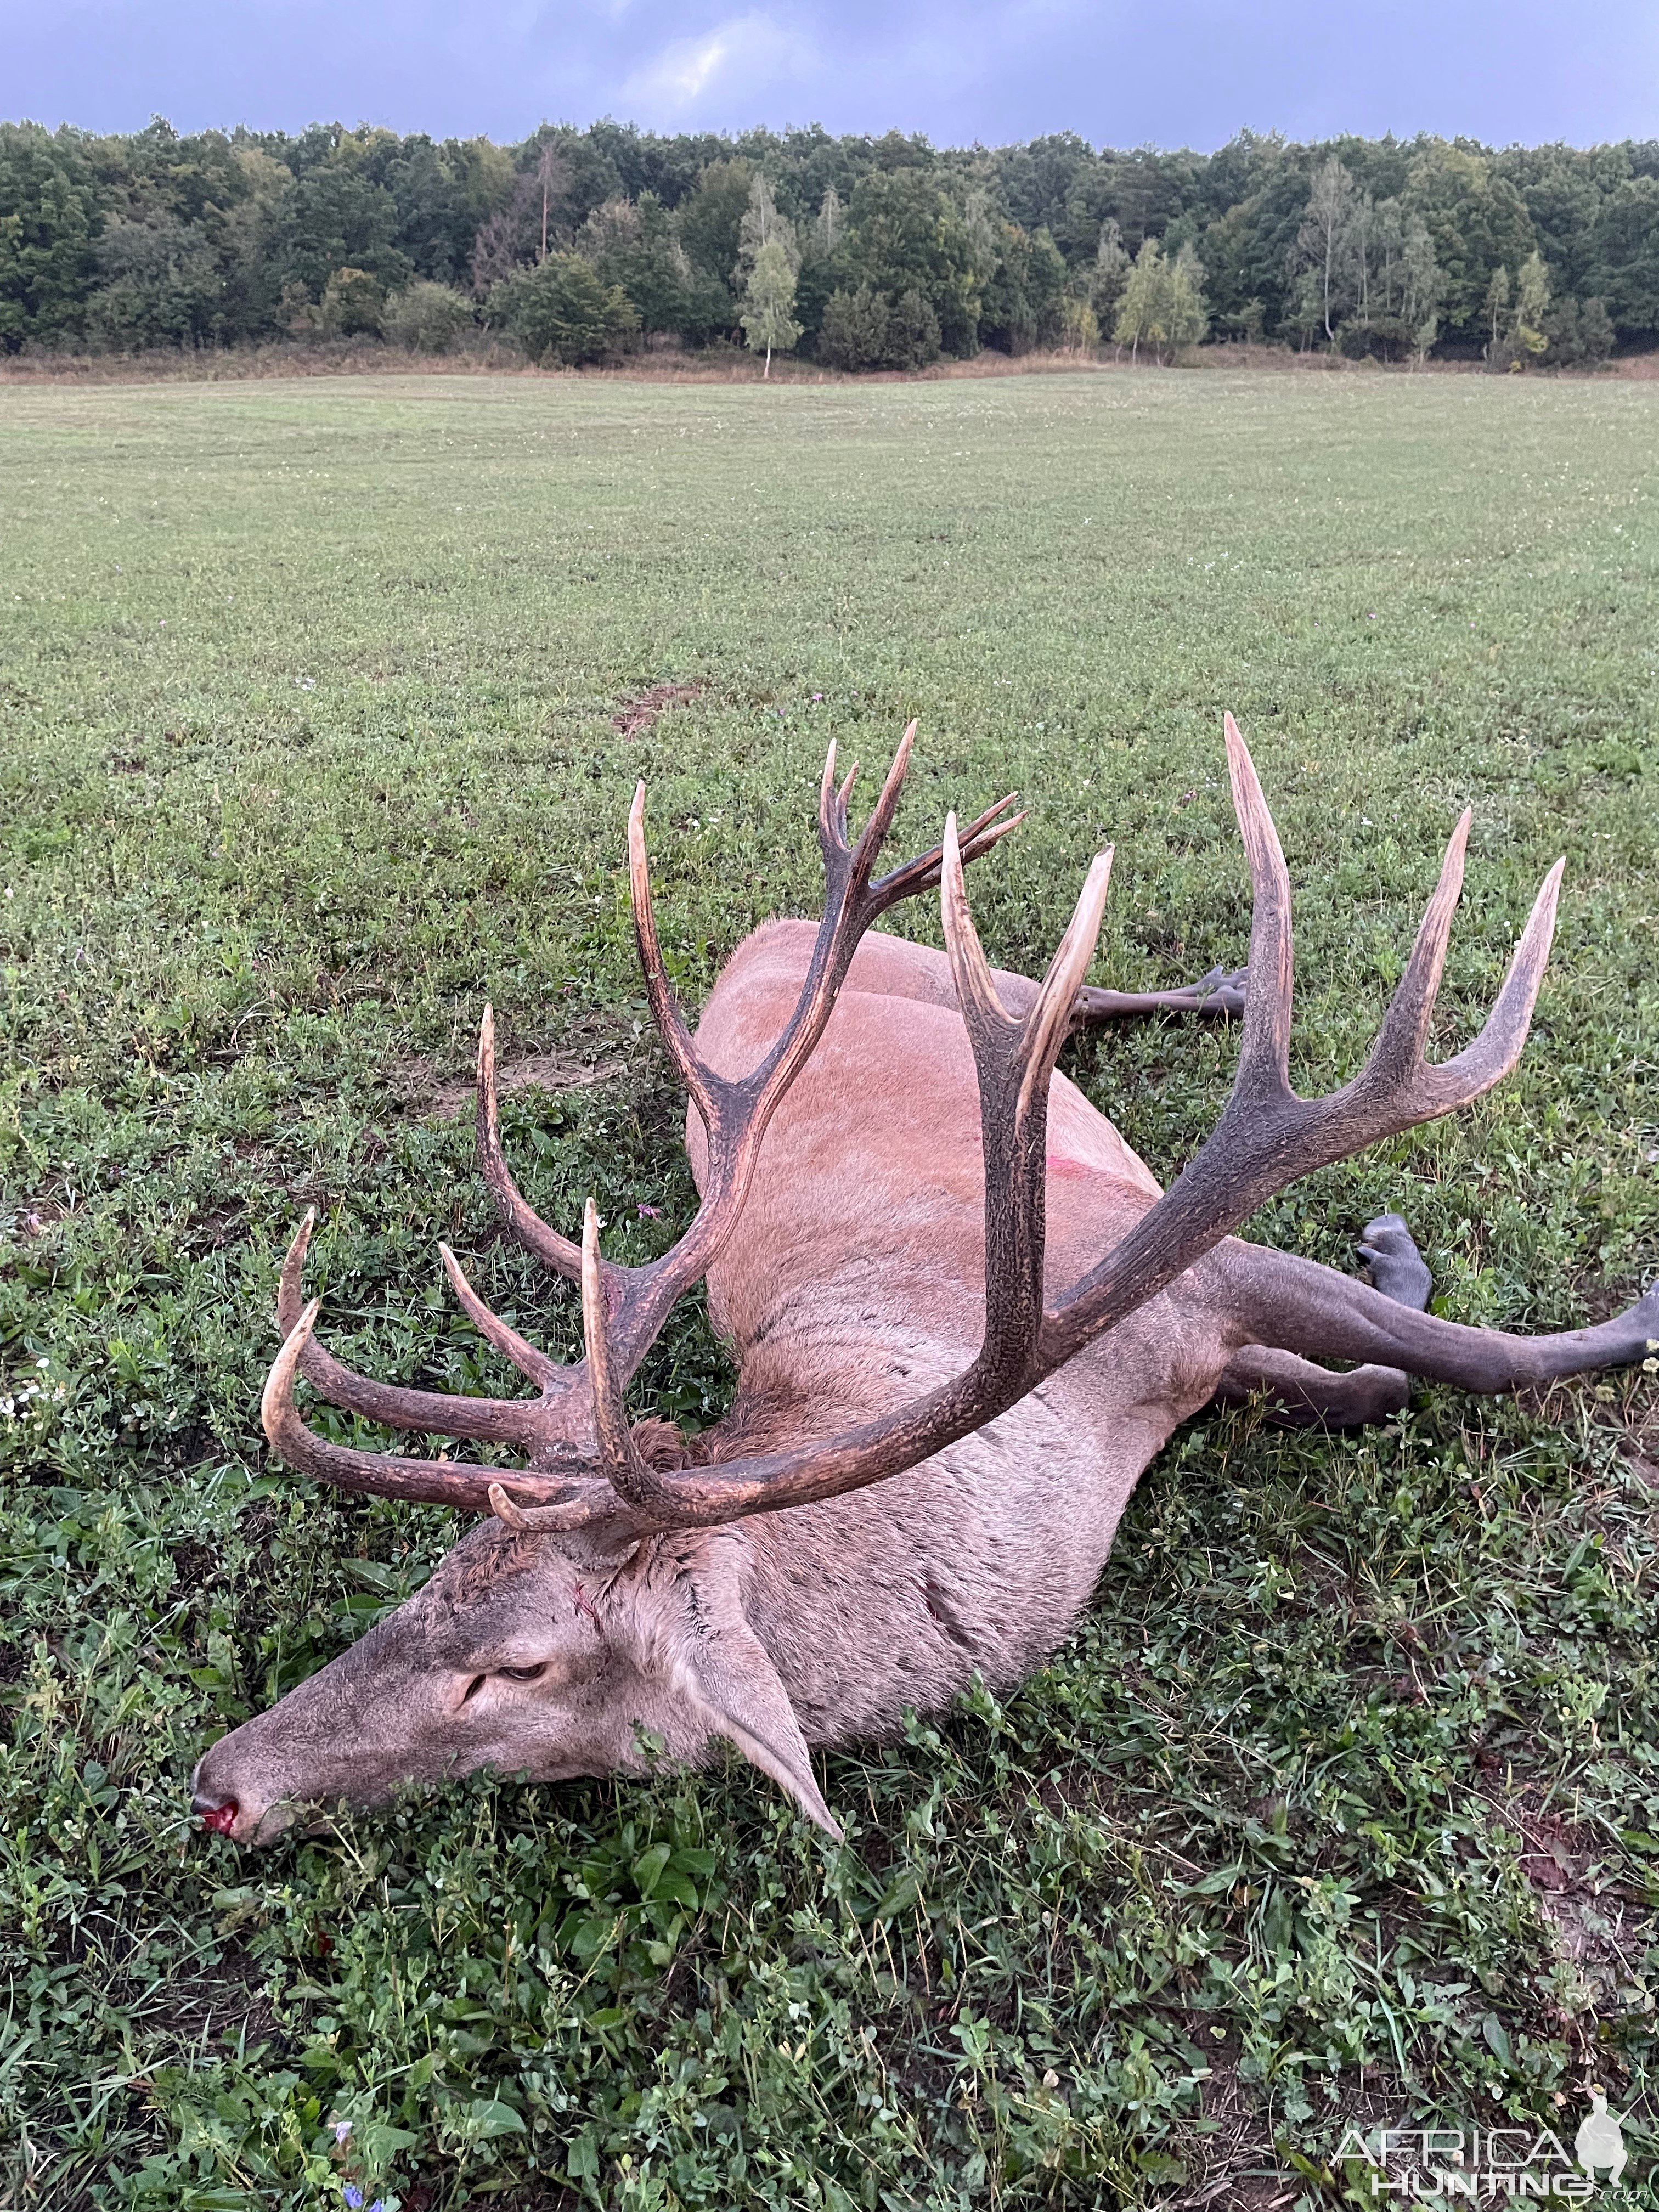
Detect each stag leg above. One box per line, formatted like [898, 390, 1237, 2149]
[1214, 1231, 1659, 1400]
[1211, 1214, 1431, 1429]
[1072, 964, 1247, 1026]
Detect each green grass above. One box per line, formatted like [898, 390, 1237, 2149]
[2, 367, 1656, 2211]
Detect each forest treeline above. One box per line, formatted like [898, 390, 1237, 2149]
[2, 115, 1656, 371]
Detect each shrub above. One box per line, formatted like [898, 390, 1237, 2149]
[382, 279, 473, 353]
[818, 283, 890, 371]
[817, 282, 940, 372]
[886, 287, 941, 368]
[1336, 313, 1417, 362]
[488, 253, 639, 365]
[320, 266, 382, 337]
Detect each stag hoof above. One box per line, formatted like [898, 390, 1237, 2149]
[1358, 1214, 1433, 1313]
[1188, 964, 1248, 1017]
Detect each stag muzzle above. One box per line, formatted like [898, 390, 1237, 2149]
[190, 1734, 312, 1844]
[190, 1604, 459, 1844]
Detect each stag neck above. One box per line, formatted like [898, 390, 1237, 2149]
[718, 1285, 979, 1438]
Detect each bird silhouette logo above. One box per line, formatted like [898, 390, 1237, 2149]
[1575, 2091, 1627, 2187]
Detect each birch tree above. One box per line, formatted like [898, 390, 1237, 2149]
[1288, 156, 1364, 342]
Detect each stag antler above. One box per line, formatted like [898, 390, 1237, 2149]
[265, 713, 1561, 1540]
[579, 714, 1562, 1527]
[262, 726, 1022, 1516]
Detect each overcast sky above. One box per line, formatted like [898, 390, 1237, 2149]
[4, 0, 1655, 150]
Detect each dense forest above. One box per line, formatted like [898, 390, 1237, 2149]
[2, 114, 1656, 370]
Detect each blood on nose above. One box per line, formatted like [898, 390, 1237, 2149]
[194, 1793, 240, 1836]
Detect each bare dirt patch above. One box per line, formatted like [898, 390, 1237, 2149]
[611, 681, 704, 738]
[148, 1948, 283, 2055]
[399, 1051, 629, 1120]
[1486, 1795, 1644, 2022]
[7, 1197, 64, 1240]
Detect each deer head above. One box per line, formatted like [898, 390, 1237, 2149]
[193, 719, 1561, 1844]
[192, 1516, 844, 1841]
[193, 730, 1023, 1843]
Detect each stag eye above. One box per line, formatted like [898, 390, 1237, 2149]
[498, 1663, 549, 1684]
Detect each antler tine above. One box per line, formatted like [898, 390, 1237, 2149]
[962, 817, 1115, 1358]
[819, 721, 917, 868]
[845, 719, 916, 877]
[941, 810, 1015, 1037]
[1412, 854, 1563, 1113]
[476, 1005, 584, 1280]
[870, 791, 1025, 911]
[1361, 809, 1471, 1087]
[274, 1211, 546, 1446]
[1019, 842, 1115, 1119]
[486, 1476, 631, 1534]
[1223, 710, 1295, 1104]
[628, 782, 719, 1127]
[837, 757, 859, 822]
[582, 1197, 667, 1516]
[941, 809, 1113, 1074]
[438, 1242, 563, 1390]
[818, 738, 841, 848]
[729, 720, 924, 1115]
[262, 1299, 592, 1511]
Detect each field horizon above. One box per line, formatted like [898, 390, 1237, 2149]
[2, 366, 1655, 2208]
[5, 344, 1659, 396]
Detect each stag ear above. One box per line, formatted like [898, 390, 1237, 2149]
[678, 1615, 841, 1840]
[664, 1569, 841, 1840]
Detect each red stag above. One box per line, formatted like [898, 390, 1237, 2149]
[193, 719, 1657, 1842]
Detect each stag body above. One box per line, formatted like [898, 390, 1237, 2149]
[194, 724, 1659, 1843]
[693, 922, 1204, 1746]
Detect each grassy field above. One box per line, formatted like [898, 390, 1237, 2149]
[1, 366, 1656, 2210]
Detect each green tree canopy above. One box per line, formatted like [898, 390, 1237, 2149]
[262, 160, 410, 302]
[977, 219, 1066, 352]
[1589, 175, 1659, 332]
[1403, 142, 1536, 337]
[677, 157, 753, 283]
[0, 123, 100, 348]
[838, 167, 978, 354]
[2, 113, 1656, 364]
[85, 213, 224, 349]
[1112, 236, 1207, 361]
[574, 191, 693, 334]
[740, 236, 802, 372]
